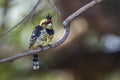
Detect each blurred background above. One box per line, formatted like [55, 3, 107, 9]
[0, 0, 120, 80]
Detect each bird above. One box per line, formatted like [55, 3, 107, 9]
[29, 14, 54, 70]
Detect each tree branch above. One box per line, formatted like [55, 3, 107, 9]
[0, 0, 103, 63]
[0, 0, 41, 38]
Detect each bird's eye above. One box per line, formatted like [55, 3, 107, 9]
[47, 23, 52, 26]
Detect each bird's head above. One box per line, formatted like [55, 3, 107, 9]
[39, 14, 53, 29]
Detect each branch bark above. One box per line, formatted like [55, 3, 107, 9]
[0, 0, 103, 63]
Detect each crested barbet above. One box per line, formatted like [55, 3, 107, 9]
[29, 14, 54, 70]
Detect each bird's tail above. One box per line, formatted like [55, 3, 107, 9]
[32, 54, 39, 70]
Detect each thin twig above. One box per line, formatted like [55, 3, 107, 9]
[0, 0, 41, 38]
[0, 0, 103, 63]
[50, 0, 61, 22]
[50, 0, 61, 16]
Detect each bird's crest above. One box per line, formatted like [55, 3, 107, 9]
[46, 13, 52, 20]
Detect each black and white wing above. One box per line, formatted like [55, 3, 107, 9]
[29, 25, 43, 49]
